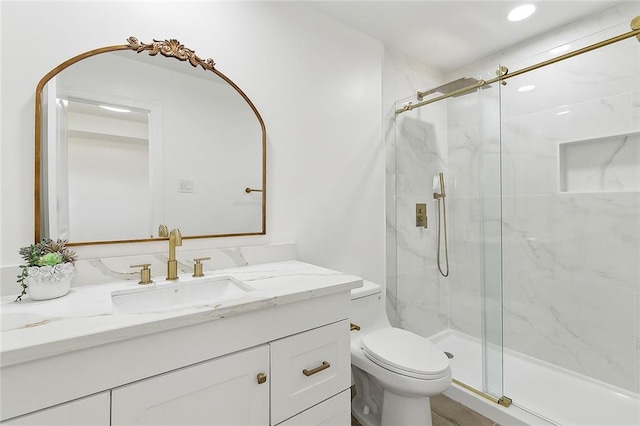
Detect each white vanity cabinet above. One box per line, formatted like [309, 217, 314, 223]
[111, 320, 350, 426]
[1, 267, 360, 426]
[1, 392, 110, 426]
[112, 345, 270, 425]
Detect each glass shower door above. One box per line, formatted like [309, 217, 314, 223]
[392, 68, 506, 403]
[498, 20, 640, 423]
[480, 68, 504, 401]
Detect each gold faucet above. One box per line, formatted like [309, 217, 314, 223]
[167, 228, 182, 280]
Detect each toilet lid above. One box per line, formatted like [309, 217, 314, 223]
[361, 328, 450, 379]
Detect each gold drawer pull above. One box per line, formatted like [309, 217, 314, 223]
[350, 323, 361, 331]
[257, 373, 267, 384]
[302, 361, 330, 377]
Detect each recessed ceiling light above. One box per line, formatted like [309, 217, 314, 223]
[556, 110, 571, 116]
[549, 44, 571, 55]
[508, 4, 536, 22]
[99, 105, 131, 113]
[518, 85, 535, 92]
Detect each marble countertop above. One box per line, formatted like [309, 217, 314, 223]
[0, 261, 362, 367]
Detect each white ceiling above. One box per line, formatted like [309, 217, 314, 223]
[304, 0, 625, 71]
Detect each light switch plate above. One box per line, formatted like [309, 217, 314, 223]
[178, 179, 194, 193]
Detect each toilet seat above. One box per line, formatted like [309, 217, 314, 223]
[360, 328, 449, 380]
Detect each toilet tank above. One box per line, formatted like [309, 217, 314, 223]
[350, 281, 391, 335]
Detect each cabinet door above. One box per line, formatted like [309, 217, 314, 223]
[270, 320, 350, 424]
[1, 392, 109, 426]
[277, 390, 350, 426]
[112, 345, 269, 425]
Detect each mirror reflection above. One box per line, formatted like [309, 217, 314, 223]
[36, 37, 266, 245]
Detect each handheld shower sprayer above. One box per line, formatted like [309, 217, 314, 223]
[433, 172, 449, 277]
[433, 172, 446, 200]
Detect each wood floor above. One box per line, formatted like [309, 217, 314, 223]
[351, 394, 499, 426]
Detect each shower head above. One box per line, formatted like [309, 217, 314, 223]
[417, 77, 486, 101]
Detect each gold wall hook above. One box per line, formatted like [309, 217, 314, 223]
[245, 187, 263, 193]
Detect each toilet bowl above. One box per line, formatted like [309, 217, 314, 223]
[350, 281, 451, 426]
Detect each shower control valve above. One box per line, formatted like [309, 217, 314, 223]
[416, 203, 428, 228]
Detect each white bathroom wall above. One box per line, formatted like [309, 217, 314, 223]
[446, 2, 640, 392]
[0, 1, 385, 294]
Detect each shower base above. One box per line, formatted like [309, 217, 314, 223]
[430, 330, 640, 426]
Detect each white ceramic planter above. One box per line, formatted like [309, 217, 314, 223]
[25, 264, 75, 301]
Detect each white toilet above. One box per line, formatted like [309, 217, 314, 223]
[350, 281, 451, 426]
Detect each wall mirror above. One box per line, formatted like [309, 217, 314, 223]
[35, 37, 266, 246]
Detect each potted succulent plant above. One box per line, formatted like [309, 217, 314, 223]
[16, 239, 77, 301]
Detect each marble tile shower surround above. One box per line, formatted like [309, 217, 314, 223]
[393, 109, 448, 270]
[501, 192, 639, 391]
[500, 94, 638, 197]
[382, 46, 446, 328]
[393, 109, 450, 339]
[396, 265, 448, 338]
[388, 0, 640, 397]
[495, 11, 638, 392]
[446, 6, 639, 393]
[560, 132, 639, 193]
[389, 58, 503, 342]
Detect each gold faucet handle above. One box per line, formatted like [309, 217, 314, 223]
[192, 257, 211, 278]
[131, 263, 153, 285]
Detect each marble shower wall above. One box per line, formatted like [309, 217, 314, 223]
[384, 54, 503, 341]
[382, 47, 447, 333]
[386, 2, 638, 393]
[446, 2, 640, 392]
[499, 37, 639, 392]
[445, 77, 503, 342]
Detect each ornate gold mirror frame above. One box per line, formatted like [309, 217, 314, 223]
[35, 37, 266, 245]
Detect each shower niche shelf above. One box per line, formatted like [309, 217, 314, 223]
[558, 131, 639, 193]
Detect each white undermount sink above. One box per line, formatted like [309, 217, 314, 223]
[111, 276, 255, 314]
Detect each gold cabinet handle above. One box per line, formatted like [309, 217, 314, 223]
[302, 361, 330, 377]
[350, 323, 361, 331]
[257, 373, 267, 384]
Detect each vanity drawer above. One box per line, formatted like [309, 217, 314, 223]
[270, 320, 350, 425]
[277, 389, 351, 425]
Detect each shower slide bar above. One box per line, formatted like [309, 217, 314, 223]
[396, 15, 640, 114]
